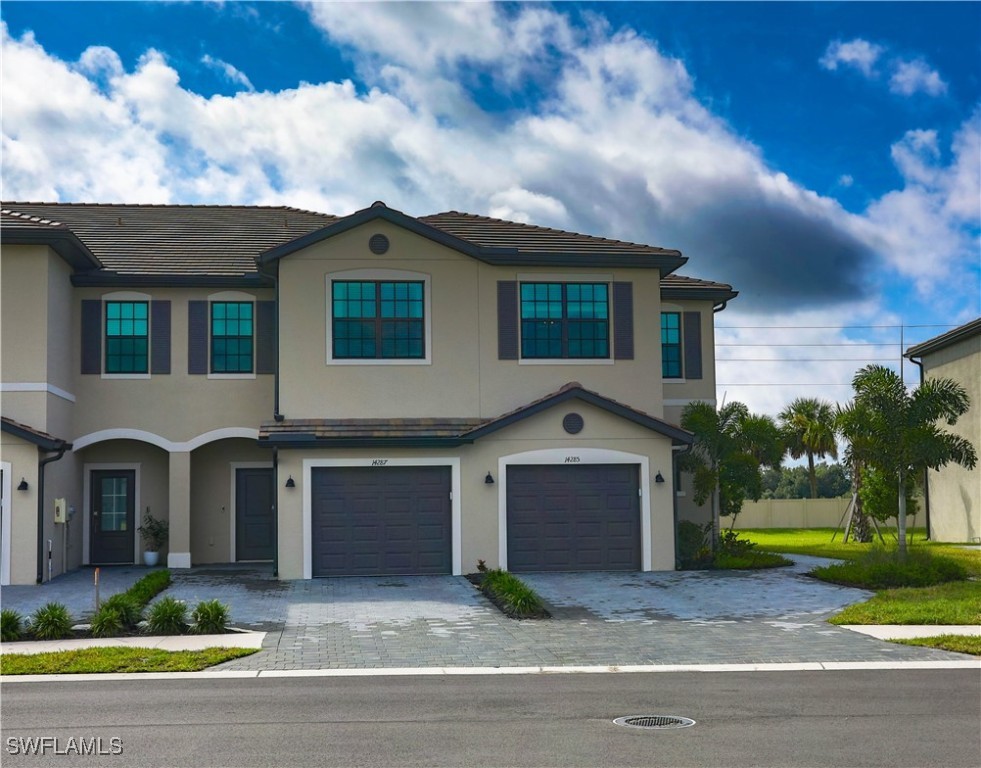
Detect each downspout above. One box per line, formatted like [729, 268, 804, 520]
[713, 301, 728, 313]
[908, 355, 931, 539]
[269, 268, 284, 423]
[271, 445, 279, 578]
[672, 442, 692, 568]
[36, 444, 69, 584]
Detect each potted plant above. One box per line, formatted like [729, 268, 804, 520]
[138, 511, 168, 567]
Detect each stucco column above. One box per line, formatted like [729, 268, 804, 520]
[167, 450, 192, 569]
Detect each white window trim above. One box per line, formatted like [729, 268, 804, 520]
[229, 462, 274, 562]
[101, 291, 153, 380]
[301, 457, 461, 579]
[496, 448, 652, 572]
[207, 292, 257, 380]
[1, 462, 11, 585]
[325, 269, 433, 366]
[515, 277, 616, 365]
[82, 463, 141, 566]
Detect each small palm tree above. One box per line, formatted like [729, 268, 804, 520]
[779, 397, 838, 499]
[850, 365, 976, 553]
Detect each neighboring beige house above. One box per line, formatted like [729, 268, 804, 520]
[906, 318, 981, 543]
[0, 201, 735, 584]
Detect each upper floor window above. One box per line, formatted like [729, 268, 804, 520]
[520, 283, 609, 359]
[105, 301, 148, 374]
[211, 302, 254, 373]
[661, 312, 682, 378]
[332, 280, 425, 359]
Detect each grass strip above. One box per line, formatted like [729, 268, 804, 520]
[0, 646, 257, 675]
[891, 635, 981, 656]
[829, 581, 981, 625]
[713, 551, 793, 570]
[740, 528, 981, 577]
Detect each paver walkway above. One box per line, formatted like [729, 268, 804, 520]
[1, 558, 973, 670]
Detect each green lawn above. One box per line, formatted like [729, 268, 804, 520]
[741, 528, 981, 627]
[830, 581, 981, 625]
[741, 528, 981, 577]
[893, 635, 981, 656]
[0, 646, 257, 675]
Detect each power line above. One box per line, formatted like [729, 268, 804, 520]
[716, 342, 901, 347]
[716, 323, 960, 330]
[718, 358, 898, 362]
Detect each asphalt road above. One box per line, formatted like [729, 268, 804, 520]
[2, 670, 979, 767]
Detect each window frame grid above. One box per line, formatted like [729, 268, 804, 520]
[332, 280, 425, 360]
[519, 282, 610, 360]
[210, 301, 255, 374]
[104, 300, 149, 374]
[661, 311, 683, 379]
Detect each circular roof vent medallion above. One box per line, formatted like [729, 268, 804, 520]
[613, 715, 696, 730]
[369, 233, 390, 254]
[562, 413, 584, 434]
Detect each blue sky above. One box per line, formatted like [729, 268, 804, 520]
[2, 2, 978, 416]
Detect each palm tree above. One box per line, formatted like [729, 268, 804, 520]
[680, 401, 783, 544]
[779, 397, 838, 499]
[850, 365, 977, 553]
[835, 400, 876, 542]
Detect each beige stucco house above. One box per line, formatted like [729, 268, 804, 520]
[0, 201, 735, 584]
[906, 318, 981, 543]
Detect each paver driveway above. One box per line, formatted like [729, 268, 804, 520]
[1, 559, 969, 670]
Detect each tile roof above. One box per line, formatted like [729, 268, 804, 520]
[1, 203, 335, 276]
[420, 211, 681, 257]
[0, 202, 734, 301]
[261, 383, 691, 446]
[0, 416, 72, 450]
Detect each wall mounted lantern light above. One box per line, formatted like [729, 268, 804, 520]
[17, 477, 29, 491]
[654, 471, 665, 484]
[484, 472, 495, 485]
[285, 475, 296, 488]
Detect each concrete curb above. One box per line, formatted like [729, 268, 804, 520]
[2, 659, 978, 684]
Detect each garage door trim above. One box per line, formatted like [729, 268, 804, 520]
[302, 457, 461, 579]
[497, 448, 651, 571]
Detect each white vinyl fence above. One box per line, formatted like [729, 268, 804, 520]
[731, 498, 903, 529]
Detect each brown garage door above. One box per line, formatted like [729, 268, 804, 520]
[311, 466, 452, 577]
[506, 464, 640, 572]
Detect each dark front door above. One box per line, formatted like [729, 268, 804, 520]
[236, 468, 274, 561]
[90, 470, 136, 564]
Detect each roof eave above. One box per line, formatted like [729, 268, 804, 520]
[1, 229, 102, 271]
[0, 420, 72, 452]
[905, 318, 981, 359]
[661, 286, 739, 308]
[71, 272, 274, 288]
[259, 434, 471, 448]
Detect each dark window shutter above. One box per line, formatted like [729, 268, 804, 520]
[497, 281, 518, 360]
[150, 300, 171, 374]
[683, 311, 702, 380]
[188, 301, 208, 374]
[255, 300, 276, 375]
[612, 282, 634, 360]
[81, 300, 102, 374]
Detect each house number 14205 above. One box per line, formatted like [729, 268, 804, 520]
[564, 456, 581, 463]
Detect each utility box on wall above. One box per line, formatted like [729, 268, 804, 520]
[53, 498, 67, 524]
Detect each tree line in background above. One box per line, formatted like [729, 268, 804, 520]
[680, 364, 977, 551]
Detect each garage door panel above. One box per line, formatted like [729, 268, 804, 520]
[312, 466, 451, 577]
[507, 464, 640, 572]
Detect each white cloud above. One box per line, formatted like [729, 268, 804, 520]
[200, 54, 255, 92]
[889, 59, 948, 97]
[1, 8, 977, 418]
[837, 174, 854, 188]
[819, 38, 883, 77]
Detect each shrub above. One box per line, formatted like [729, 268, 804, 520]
[29, 602, 74, 640]
[677, 520, 712, 569]
[714, 551, 792, 570]
[89, 606, 126, 638]
[1, 609, 24, 642]
[127, 570, 172, 607]
[100, 594, 143, 628]
[716, 529, 758, 557]
[480, 569, 548, 618]
[190, 600, 230, 635]
[812, 546, 967, 589]
[146, 597, 188, 635]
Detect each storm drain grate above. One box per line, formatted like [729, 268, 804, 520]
[613, 715, 696, 730]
